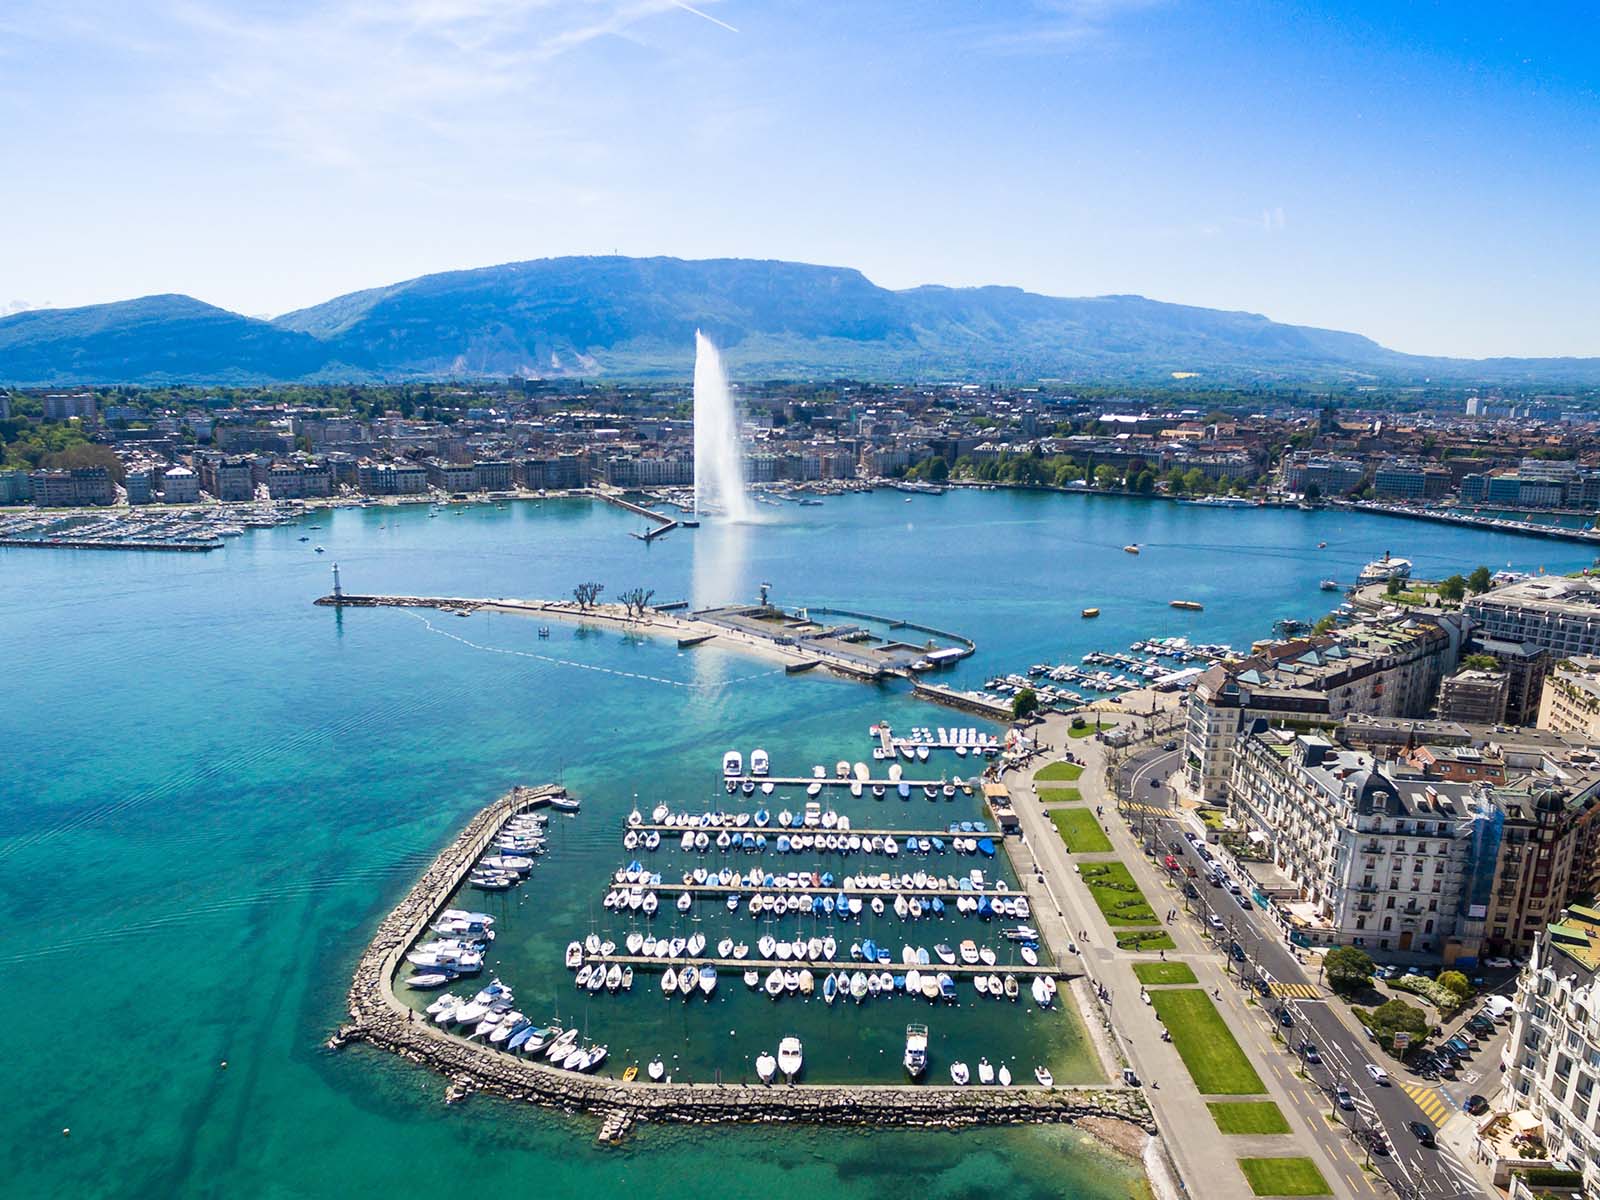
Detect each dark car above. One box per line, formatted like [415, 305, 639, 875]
[1169, 840, 1184, 854]
[1278, 1008, 1295, 1027]
[1162, 741, 1178, 752]
[1408, 1120, 1435, 1147]
[1467, 1017, 1496, 1036]
[1230, 941, 1247, 962]
[1301, 1043, 1322, 1065]
[1465, 1094, 1489, 1115]
[1253, 978, 1271, 998]
[1183, 882, 1199, 899]
[1335, 1085, 1355, 1110]
[1446, 1036, 1474, 1056]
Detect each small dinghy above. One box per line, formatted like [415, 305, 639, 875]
[756, 1052, 777, 1083]
[649, 1059, 665, 1081]
[950, 1061, 970, 1085]
[978, 1058, 995, 1085]
[1034, 1066, 1053, 1087]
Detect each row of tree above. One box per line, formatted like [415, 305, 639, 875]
[571, 582, 656, 619]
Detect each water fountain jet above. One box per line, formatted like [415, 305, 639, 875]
[693, 332, 752, 522]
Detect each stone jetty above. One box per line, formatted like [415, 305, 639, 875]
[330, 784, 1154, 1144]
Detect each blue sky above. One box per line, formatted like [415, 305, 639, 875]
[2, 0, 1596, 357]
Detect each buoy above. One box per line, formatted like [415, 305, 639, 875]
[220, 1060, 228, 1069]
[62, 1128, 70, 1137]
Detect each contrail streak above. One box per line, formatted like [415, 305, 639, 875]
[671, 0, 738, 33]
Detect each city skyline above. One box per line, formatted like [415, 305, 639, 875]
[3, 1, 1597, 359]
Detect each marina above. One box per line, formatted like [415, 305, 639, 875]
[333, 782, 1146, 1139]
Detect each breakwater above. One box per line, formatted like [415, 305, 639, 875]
[331, 784, 1153, 1142]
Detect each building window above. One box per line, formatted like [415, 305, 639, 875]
[1383, 917, 1393, 931]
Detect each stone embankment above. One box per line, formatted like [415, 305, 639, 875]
[330, 784, 1155, 1146]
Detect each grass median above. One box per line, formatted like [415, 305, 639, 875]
[1133, 961, 1197, 986]
[1115, 929, 1176, 951]
[1039, 786, 1084, 803]
[1208, 1101, 1290, 1134]
[1078, 860, 1158, 924]
[1237, 1157, 1330, 1196]
[1051, 808, 1112, 853]
[1149, 989, 1267, 1095]
[1036, 761, 1084, 782]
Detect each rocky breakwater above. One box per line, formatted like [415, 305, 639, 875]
[330, 783, 1154, 1148]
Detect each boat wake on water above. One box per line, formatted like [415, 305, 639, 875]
[406, 612, 786, 693]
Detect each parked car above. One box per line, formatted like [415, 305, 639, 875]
[1301, 1043, 1322, 1065]
[1236, 894, 1253, 910]
[1229, 941, 1247, 962]
[1226, 881, 1243, 895]
[1408, 1120, 1436, 1147]
[1183, 882, 1199, 899]
[1209, 915, 1226, 932]
[1467, 1017, 1496, 1037]
[1464, 1094, 1489, 1115]
[1162, 741, 1178, 752]
[1209, 875, 1224, 888]
[1365, 1063, 1390, 1084]
[1169, 840, 1184, 854]
[1122, 1067, 1141, 1087]
[1278, 1008, 1295, 1027]
[1335, 1085, 1355, 1110]
[1484, 956, 1513, 970]
[1253, 978, 1271, 998]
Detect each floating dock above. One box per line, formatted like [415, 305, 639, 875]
[578, 954, 1063, 977]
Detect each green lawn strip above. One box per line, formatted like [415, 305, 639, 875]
[1039, 786, 1084, 803]
[1069, 721, 1113, 739]
[1134, 961, 1198, 986]
[1149, 989, 1267, 1095]
[1237, 1157, 1331, 1197]
[1078, 860, 1158, 924]
[1036, 761, 1084, 782]
[1050, 808, 1111, 853]
[1208, 1101, 1290, 1135]
[1115, 929, 1176, 951]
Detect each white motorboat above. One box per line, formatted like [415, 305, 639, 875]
[950, 1061, 970, 1085]
[406, 972, 453, 989]
[904, 1024, 928, 1079]
[1034, 1066, 1053, 1087]
[765, 968, 784, 997]
[1019, 945, 1038, 966]
[750, 748, 770, 776]
[648, 1058, 666, 1081]
[756, 1052, 777, 1083]
[998, 1064, 1012, 1086]
[723, 750, 743, 777]
[777, 1036, 803, 1081]
[978, 1058, 995, 1085]
[698, 966, 718, 995]
[959, 940, 979, 965]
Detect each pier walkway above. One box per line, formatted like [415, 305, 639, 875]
[628, 823, 987, 837]
[579, 954, 1066, 977]
[723, 775, 974, 789]
[635, 881, 1010, 897]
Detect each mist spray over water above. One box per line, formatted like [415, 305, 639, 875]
[693, 331, 752, 521]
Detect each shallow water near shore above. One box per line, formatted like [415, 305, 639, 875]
[3, 489, 1584, 1198]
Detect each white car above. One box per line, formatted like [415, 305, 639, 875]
[1365, 1063, 1390, 1085]
[1484, 956, 1513, 970]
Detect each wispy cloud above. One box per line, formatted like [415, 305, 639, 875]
[973, 0, 1169, 55]
[6, 0, 736, 169]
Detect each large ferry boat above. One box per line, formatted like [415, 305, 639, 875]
[1357, 552, 1413, 585]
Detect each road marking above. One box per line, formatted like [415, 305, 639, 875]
[1271, 982, 1321, 999]
[1402, 1081, 1452, 1124]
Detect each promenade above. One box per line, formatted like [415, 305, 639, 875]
[1001, 700, 1385, 1200]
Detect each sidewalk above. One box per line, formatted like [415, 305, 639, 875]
[1006, 710, 1379, 1200]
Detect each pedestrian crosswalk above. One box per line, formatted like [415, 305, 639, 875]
[1268, 982, 1321, 999]
[1121, 802, 1169, 817]
[1403, 1081, 1453, 1124]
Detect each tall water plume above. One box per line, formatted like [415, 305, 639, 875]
[692, 331, 752, 521]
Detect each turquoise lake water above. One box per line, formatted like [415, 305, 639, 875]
[3, 489, 1589, 1199]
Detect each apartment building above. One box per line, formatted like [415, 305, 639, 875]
[1467, 579, 1600, 658]
[1183, 613, 1466, 803]
[1439, 669, 1512, 725]
[28, 467, 115, 506]
[1228, 726, 1491, 958]
[1502, 905, 1600, 1193]
[160, 466, 200, 503]
[1540, 659, 1600, 742]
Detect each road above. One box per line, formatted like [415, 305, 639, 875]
[1112, 745, 1490, 1200]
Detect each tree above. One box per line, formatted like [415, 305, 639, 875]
[1313, 614, 1339, 635]
[1324, 946, 1375, 993]
[573, 581, 604, 609]
[1386, 575, 1405, 598]
[1012, 687, 1039, 720]
[1462, 653, 1502, 672]
[1439, 574, 1467, 602]
[617, 587, 655, 618]
[1437, 970, 1472, 1002]
[1367, 998, 1430, 1052]
[1303, 482, 1322, 503]
[1468, 565, 1493, 594]
[1133, 469, 1156, 495]
[1094, 464, 1120, 488]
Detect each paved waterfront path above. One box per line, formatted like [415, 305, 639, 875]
[1003, 705, 1380, 1200]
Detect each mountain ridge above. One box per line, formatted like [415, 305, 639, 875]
[1, 255, 1595, 386]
